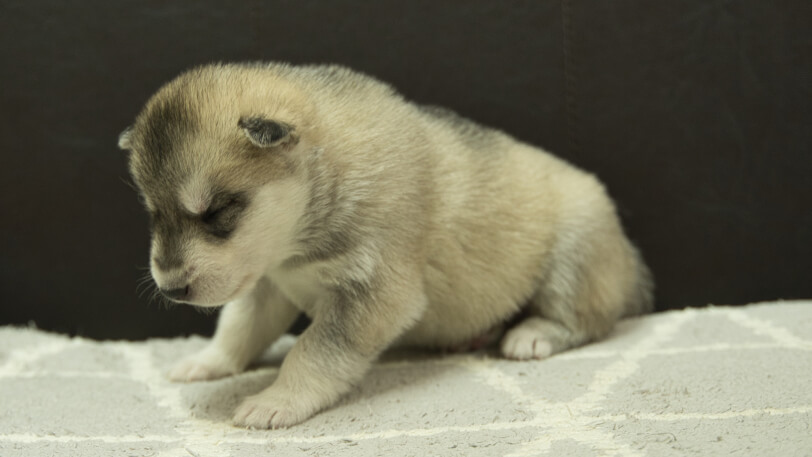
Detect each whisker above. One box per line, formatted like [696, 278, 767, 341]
[136, 282, 154, 299]
[193, 305, 218, 316]
[146, 286, 166, 309]
[135, 270, 156, 299]
[135, 273, 153, 284]
[155, 293, 174, 311]
[119, 176, 138, 192]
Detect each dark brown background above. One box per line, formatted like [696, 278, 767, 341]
[1, 1, 810, 339]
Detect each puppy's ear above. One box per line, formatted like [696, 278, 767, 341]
[238, 117, 298, 148]
[118, 126, 133, 150]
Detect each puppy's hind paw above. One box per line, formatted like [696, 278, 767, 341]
[500, 327, 553, 361]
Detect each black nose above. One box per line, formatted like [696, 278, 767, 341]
[160, 285, 189, 301]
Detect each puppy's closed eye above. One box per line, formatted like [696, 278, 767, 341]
[201, 202, 231, 224]
[201, 193, 247, 239]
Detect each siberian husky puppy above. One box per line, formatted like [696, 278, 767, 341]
[119, 63, 653, 429]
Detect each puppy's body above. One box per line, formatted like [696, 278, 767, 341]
[120, 63, 653, 428]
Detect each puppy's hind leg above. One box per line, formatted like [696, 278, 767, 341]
[501, 226, 651, 360]
[501, 315, 589, 360]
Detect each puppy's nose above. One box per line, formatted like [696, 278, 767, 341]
[160, 285, 190, 301]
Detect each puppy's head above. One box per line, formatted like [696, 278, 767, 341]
[119, 64, 311, 306]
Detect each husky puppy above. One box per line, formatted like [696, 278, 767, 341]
[119, 63, 653, 429]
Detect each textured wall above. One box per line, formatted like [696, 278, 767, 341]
[1, 1, 810, 339]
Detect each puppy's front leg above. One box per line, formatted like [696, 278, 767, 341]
[233, 272, 426, 429]
[169, 277, 300, 382]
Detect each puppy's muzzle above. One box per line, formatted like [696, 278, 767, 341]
[160, 285, 190, 301]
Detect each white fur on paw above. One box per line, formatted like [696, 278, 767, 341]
[168, 350, 239, 382]
[500, 328, 553, 360]
[233, 386, 317, 429]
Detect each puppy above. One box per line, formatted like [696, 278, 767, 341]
[119, 63, 653, 429]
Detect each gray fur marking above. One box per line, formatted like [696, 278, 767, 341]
[239, 117, 296, 148]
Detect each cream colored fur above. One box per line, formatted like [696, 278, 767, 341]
[121, 63, 653, 429]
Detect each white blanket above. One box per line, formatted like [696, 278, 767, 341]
[1, 301, 811, 456]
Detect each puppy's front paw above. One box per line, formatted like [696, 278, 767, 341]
[168, 349, 240, 382]
[233, 386, 318, 429]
